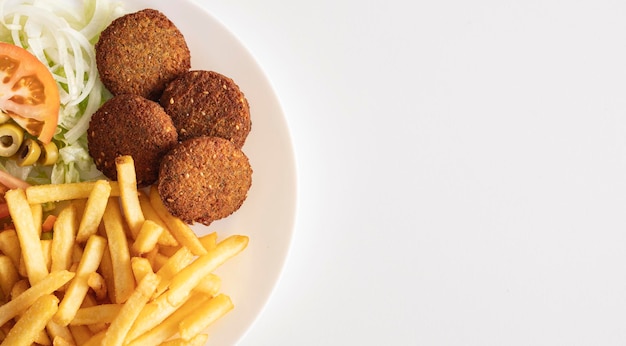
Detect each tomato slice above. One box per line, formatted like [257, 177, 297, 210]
[0, 42, 59, 144]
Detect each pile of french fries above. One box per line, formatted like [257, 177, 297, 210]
[0, 155, 249, 346]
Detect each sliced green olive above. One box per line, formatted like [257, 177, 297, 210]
[0, 110, 12, 125]
[16, 138, 41, 167]
[0, 123, 24, 157]
[38, 141, 58, 166]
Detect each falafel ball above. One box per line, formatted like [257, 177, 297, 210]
[160, 70, 251, 148]
[95, 9, 191, 101]
[88, 94, 179, 186]
[157, 136, 252, 225]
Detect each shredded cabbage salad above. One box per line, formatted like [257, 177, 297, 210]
[0, 0, 125, 184]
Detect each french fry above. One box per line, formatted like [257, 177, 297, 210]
[116, 155, 145, 238]
[17, 237, 52, 281]
[146, 247, 168, 272]
[46, 320, 75, 346]
[199, 232, 217, 251]
[98, 245, 116, 303]
[55, 235, 106, 326]
[16, 315, 52, 345]
[158, 244, 182, 257]
[149, 186, 206, 256]
[41, 239, 53, 272]
[124, 290, 194, 342]
[51, 336, 74, 346]
[1, 294, 59, 346]
[137, 193, 178, 246]
[50, 203, 77, 273]
[167, 235, 248, 306]
[87, 272, 107, 301]
[79, 294, 107, 334]
[0, 256, 19, 299]
[6, 188, 48, 285]
[192, 273, 221, 297]
[11, 283, 51, 346]
[26, 181, 120, 204]
[160, 217, 205, 256]
[70, 198, 87, 220]
[7, 281, 52, 346]
[38, 330, 53, 345]
[68, 325, 93, 345]
[130, 257, 153, 284]
[131, 220, 164, 255]
[17, 253, 27, 278]
[71, 242, 84, 265]
[103, 272, 160, 346]
[102, 198, 135, 303]
[70, 304, 123, 325]
[179, 294, 234, 340]
[126, 292, 211, 346]
[9, 279, 28, 300]
[76, 180, 111, 243]
[82, 331, 105, 346]
[160, 333, 208, 346]
[30, 202, 43, 236]
[154, 246, 194, 297]
[1, 154, 249, 345]
[0, 229, 20, 269]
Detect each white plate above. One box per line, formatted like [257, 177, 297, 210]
[119, 0, 297, 344]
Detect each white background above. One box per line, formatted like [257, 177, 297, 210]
[196, 0, 626, 345]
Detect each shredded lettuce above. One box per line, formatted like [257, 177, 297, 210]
[0, 0, 125, 184]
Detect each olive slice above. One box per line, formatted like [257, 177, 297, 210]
[0, 110, 12, 125]
[38, 141, 58, 166]
[0, 123, 24, 157]
[16, 138, 41, 167]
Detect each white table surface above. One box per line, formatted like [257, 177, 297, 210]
[194, 0, 626, 345]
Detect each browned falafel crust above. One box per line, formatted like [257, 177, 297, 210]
[160, 70, 251, 148]
[95, 9, 191, 101]
[88, 94, 179, 186]
[157, 136, 253, 225]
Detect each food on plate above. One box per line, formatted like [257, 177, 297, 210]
[0, 157, 248, 344]
[102, 271, 159, 346]
[0, 0, 125, 184]
[95, 8, 191, 101]
[1, 294, 59, 346]
[161, 70, 252, 148]
[0, 42, 59, 145]
[92, 7, 255, 227]
[0, 122, 24, 157]
[115, 155, 145, 238]
[55, 234, 107, 326]
[25, 180, 120, 204]
[75, 180, 111, 243]
[5, 188, 48, 284]
[158, 136, 253, 225]
[87, 94, 178, 187]
[13, 138, 40, 167]
[37, 141, 59, 166]
[0, 2, 257, 343]
[0, 42, 61, 170]
[148, 185, 208, 256]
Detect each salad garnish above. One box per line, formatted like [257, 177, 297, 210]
[0, 0, 125, 185]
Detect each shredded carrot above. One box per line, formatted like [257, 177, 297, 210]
[42, 214, 57, 232]
[0, 170, 30, 190]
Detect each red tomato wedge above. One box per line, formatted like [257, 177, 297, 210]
[0, 42, 59, 144]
